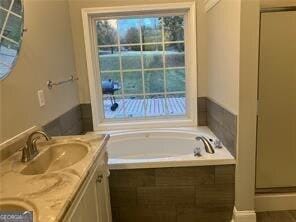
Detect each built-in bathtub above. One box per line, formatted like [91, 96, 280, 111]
[99, 127, 236, 222]
[106, 127, 235, 170]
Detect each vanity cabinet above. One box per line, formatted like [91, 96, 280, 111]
[63, 150, 112, 222]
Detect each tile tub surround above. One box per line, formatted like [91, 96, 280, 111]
[206, 98, 237, 157]
[0, 134, 109, 222]
[109, 165, 235, 222]
[67, 99, 212, 133]
[198, 97, 208, 126]
[77, 100, 209, 130]
[77, 99, 237, 158]
[43, 105, 83, 136]
[80, 103, 94, 132]
[43, 103, 93, 137]
[42, 99, 236, 157]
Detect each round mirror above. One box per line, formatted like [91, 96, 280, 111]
[0, 0, 24, 80]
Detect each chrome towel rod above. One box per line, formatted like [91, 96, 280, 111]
[47, 75, 79, 89]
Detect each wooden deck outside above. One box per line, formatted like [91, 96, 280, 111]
[104, 96, 185, 119]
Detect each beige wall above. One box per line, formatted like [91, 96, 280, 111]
[0, 0, 79, 142]
[206, 0, 241, 114]
[67, 0, 208, 103]
[206, 0, 260, 214]
[235, 0, 260, 212]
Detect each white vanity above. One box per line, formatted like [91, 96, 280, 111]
[0, 133, 112, 222]
[63, 148, 112, 222]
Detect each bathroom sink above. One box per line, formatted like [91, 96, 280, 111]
[0, 199, 38, 221]
[21, 142, 88, 175]
[0, 203, 28, 211]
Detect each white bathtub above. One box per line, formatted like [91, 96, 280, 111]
[105, 127, 235, 169]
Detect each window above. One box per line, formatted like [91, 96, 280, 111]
[82, 3, 197, 130]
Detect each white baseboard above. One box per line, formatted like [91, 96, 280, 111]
[232, 207, 256, 222]
[255, 192, 296, 212]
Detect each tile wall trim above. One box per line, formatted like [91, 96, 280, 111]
[43, 105, 83, 137]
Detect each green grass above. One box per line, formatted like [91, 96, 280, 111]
[166, 69, 185, 92]
[99, 54, 185, 94]
[145, 70, 164, 93]
[4, 14, 23, 43]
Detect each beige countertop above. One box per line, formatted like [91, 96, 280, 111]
[0, 134, 109, 222]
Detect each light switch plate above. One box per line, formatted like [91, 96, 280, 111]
[37, 90, 45, 107]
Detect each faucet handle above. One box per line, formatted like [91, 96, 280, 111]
[194, 147, 202, 157]
[214, 139, 223, 148]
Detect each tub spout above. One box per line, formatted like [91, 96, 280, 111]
[195, 136, 215, 154]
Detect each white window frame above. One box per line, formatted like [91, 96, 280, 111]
[82, 2, 197, 131]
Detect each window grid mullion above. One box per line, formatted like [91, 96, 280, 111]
[0, 0, 14, 37]
[116, 20, 127, 118]
[0, 7, 22, 18]
[109, 91, 185, 98]
[0, 35, 19, 45]
[161, 17, 169, 115]
[104, 91, 186, 97]
[97, 40, 184, 48]
[139, 19, 147, 118]
[100, 66, 185, 74]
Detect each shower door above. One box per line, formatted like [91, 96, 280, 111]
[256, 10, 296, 188]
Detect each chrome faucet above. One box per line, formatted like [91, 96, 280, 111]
[195, 136, 215, 154]
[21, 130, 51, 162]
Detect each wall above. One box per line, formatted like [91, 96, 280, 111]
[0, 0, 80, 142]
[205, 0, 260, 219]
[67, 0, 208, 104]
[206, 0, 240, 114]
[235, 0, 259, 215]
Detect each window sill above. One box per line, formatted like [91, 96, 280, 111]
[94, 118, 197, 131]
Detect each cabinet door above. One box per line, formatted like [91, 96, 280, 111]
[69, 203, 84, 222]
[64, 152, 112, 222]
[69, 171, 101, 222]
[96, 164, 112, 222]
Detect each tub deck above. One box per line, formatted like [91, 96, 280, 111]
[104, 96, 186, 118]
[107, 128, 236, 170]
